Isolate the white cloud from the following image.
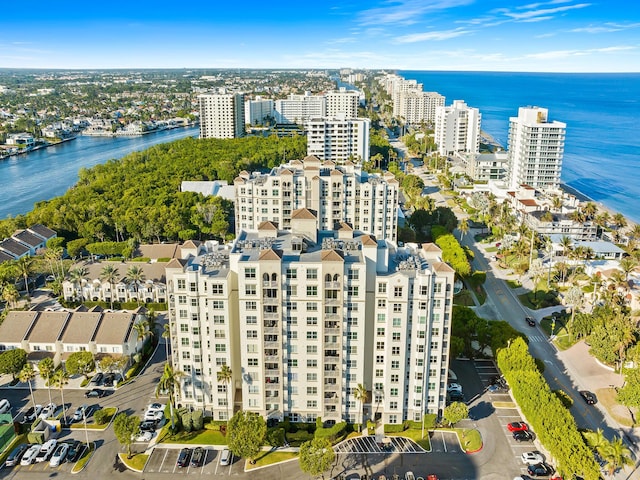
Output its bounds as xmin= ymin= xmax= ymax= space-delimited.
xmin=395 ymin=28 xmax=472 ymax=43
xmin=357 ymin=0 xmax=474 ymax=26
xmin=501 ymin=2 xmax=591 ymax=21
xmin=525 ymin=45 xmax=636 ymax=59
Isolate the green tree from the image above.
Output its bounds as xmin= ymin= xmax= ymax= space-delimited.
xmin=217 ymin=365 xmax=233 ymax=424
xmin=65 ymin=351 xmax=95 ymax=380
xmin=156 ymin=363 xmax=185 ymax=431
xmin=14 ymin=256 xmax=33 ymax=297
xmin=1 ymin=283 xmax=19 ymax=308
xmin=601 ymin=436 xmax=633 ymax=477
xmin=113 ymin=412 xmax=140 ymax=458
xmin=617 ymin=368 xmax=640 ymax=408
xmin=66 ymin=238 xmax=88 ymax=259
xmin=52 ymin=369 xmax=70 ymax=423
xmin=443 ymin=401 xmax=469 ymax=426
xmin=19 ymin=363 xmax=37 ymax=410
xmin=68 ymin=267 xmax=88 ymax=302
xmin=353 ymin=383 xmax=368 ymax=430
xmin=299 ymin=437 xmax=335 ymax=478
xmin=38 ymin=357 xmax=55 ymax=405
xmin=133 ymin=320 xmax=150 ymax=347
xmin=0 ymin=348 xmax=27 ymax=380
xmin=100 ymin=264 xmax=120 ymax=309
xmin=127 ymin=265 xmax=146 ymax=304
xmin=227 ymin=411 xmax=267 ymax=463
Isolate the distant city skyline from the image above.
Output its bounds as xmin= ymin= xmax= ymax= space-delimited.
xmin=1 ymin=0 xmax=639 ymax=72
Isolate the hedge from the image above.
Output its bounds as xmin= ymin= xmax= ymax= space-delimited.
xmin=314 ymin=421 xmax=347 ymax=443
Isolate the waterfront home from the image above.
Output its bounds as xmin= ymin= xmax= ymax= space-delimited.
xmin=5 ymin=133 xmax=35 ymax=148
xmin=0 ymin=238 xmax=30 ymax=260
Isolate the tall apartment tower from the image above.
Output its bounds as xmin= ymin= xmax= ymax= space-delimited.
xmin=396 ymin=91 xmax=445 ymax=125
xmin=244 ymin=96 xmax=274 ymax=126
xmin=305 ymin=117 xmax=370 ymax=163
xmin=234 ymin=155 xmax=399 ymax=241
xmin=506 ymin=107 xmax=566 ymax=190
xmin=275 ymin=93 xmax=326 ymax=124
xmin=199 ymin=91 xmax=245 ymax=139
xmin=325 ymin=87 xmax=360 ymax=119
xmin=165 ymin=224 xmax=455 ymax=424
xmin=434 ymin=100 xmax=482 ymax=156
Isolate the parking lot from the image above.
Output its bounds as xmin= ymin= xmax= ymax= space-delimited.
xmin=334 ymin=435 xmax=425 ymax=455
xmin=144 ymin=447 xmax=241 ymax=475
xmin=429 ymin=431 xmax=462 ymax=454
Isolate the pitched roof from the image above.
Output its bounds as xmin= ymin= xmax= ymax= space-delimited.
xmin=422 ymin=243 xmax=442 ymax=253
xmin=94 ymin=312 xmax=135 ymax=345
xmin=27 ymin=224 xmax=56 ymax=240
xmin=432 ymin=261 xmax=455 ymax=273
xmin=321 ymin=250 xmax=344 ymax=262
xmin=338 ymin=222 xmax=353 ymax=231
xmin=165 ymin=258 xmax=187 ymax=269
xmin=0 ymin=311 xmax=39 ymax=343
xmin=60 ymin=312 xmax=102 ymax=344
xmin=0 ymin=251 xmax=14 ymax=263
xmin=27 ymin=311 xmax=69 ymax=343
xmin=330 ymin=169 xmax=342 ymax=176
xmin=182 ymin=240 xmax=201 ymax=249
xmin=291 ymin=208 xmax=317 ymax=220
xmin=0 ymin=238 xmax=30 ymax=256
xmin=258 ymin=221 xmax=278 ymax=231
xmin=361 ymin=235 xmax=378 ymax=246
xmin=259 ymin=249 xmax=282 ymax=261
xmin=135 ymin=243 xmax=180 ymax=260
xmin=280 ymin=168 xmax=294 ymax=176
xmin=13 ymin=230 xmax=45 ymax=248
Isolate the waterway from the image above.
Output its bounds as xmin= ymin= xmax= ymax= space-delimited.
xmin=0 ymin=126 xmax=199 ymax=219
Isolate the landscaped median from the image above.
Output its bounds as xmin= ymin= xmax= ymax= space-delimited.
xmin=69 ymin=407 xmax=118 ymax=431
xmin=244 ymin=449 xmax=298 ymax=471
xmin=71 ymin=442 xmax=96 ymax=474
xmin=118 ymin=452 xmax=150 ymax=472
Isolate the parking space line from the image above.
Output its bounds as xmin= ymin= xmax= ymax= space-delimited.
xmin=158 ymin=448 xmax=169 ymax=472
xmin=441 ymin=432 xmax=447 ymax=452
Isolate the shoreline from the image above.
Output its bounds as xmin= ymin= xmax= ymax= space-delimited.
xmin=560 ymin=183 xmax=638 ymax=230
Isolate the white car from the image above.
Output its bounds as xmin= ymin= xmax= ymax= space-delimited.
xmin=521 ymin=451 xmax=544 ymax=465
xmin=144 ymin=410 xmax=164 ymax=422
xmin=133 ymin=430 xmax=154 ymax=442
xmin=35 ymin=438 xmax=57 ymax=462
xmin=40 ymin=402 xmax=57 ymax=419
xmin=0 ymin=398 xmax=11 ymax=414
xmin=146 ymin=403 xmax=165 ymax=412
xmin=49 ymin=443 xmax=69 ymax=467
xmin=20 ymin=444 xmax=41 ymax=465
xmin=447 ymin=383 xmax=463 ymax=393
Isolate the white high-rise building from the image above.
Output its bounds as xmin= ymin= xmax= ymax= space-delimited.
xmin=275 ymin=93 xmax=326 ymax=124
xmin=325 ymin=87 xmax=360 ymax=119
xmin=165 ymin=223 xmax=455 ymax=424
xmin=434 ymin=100 xmax=482 ymax=156
xmin=507 ymin=107 xmax=566 ymax=190
xmin=199 ymin=91 xmax=245 ymax=139
xmin=244 ymin=96 xmax=274 ymax=126
xmin=306 ymin=117 xmax=370 ymax=163
xmin=234 ymin=155 xmax=399 ymax=241
xmin=395 ymin=91 xmax=445 ymax=125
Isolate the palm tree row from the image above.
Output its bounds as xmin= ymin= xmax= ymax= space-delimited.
xmin=67 ymin=264 xmax=147 ymax=305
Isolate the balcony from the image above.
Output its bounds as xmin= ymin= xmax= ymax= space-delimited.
xmin=264 ymin=341 xmax=280 ymax=349
xmin=262 ymin=297 xmax=279 ymax=305
xmin=324 ymin=355 xmax=340 ymax=363
xmin=323 ymin=368 xmax=340 ymax=377
xmin=264 ymin=354 xmax=279 ymax=362
xmin=263 ymin=312 xmax=279 ymax=320
xmin=263 ymin=281 xmax=278 ymax=287
xmin=324 ymin=396 xmax=339 ymax=405
xmin=324 ymin=341 xmax=340 ymax=348
xmin=265 ymin=377 xmax=279 ymax=385
xmin=324 ymin=313 xmax=340 ymax=320
xmin=324 ymin=282 xmax=341 ymax=289
xmin=324 ymin=382 xmax=340 ymax=392
xmin=264 ymin=369 xmax=280 ymax=376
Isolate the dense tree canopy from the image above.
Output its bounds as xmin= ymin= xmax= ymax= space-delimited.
xmin=0 ymin=135 xmax=307 ymax=243
xmin=0 ymin=348 xmax=27 ymax=379
xmin=227 ymin=410 xmax=267 ymax=461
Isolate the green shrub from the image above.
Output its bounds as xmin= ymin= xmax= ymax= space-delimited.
xmin=192 ymin=410 xmax=204 ymax=430
xmin=384 ymin=423 xmax=405 ymax=433
xmin=553 ymin=390 xmax=574 ymax=409
xmin=314 ymin=422 xmax=347 ymax=442
xmin=94 ymin=409 xmax=110 ymax=425
xmin=130 ymin=257 xmax=150 ymax=262
xmin=266 ymin=427 xmax=286 ymax=447
xmin=157 ymin=257 xmax=172 ymax=263
xmin=204 ymin=419 xmax=227 ymax=430
xmin=181 ymin=412 xmax=193 ymax=433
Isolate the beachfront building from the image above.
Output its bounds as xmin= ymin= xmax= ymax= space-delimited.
xmin=506 ymin=107 xmax=566 ymax=191
xmin=305 ymin=117 xmax=370 ymax=163
xmin=434 ymin=100 xmax=482 ymax=157
xmin=275 ymin=93 xmax=326 ymax=124
xmin=325 ymin=87 xmax=360 ymax=119
xmin=395 ymin=91 xmax=445 ymax=125
xmin=234 ymin=155 xmax=398 ymax=241
xmin=165 ymin=222 xmax=455 ymax=424
xmin=244 ymin=96 xmax=275 ymax=126
xmin=461 ymin=151 xmax=508 ymax=182
xmin=198 ymin=91 xmax=245 ymax=139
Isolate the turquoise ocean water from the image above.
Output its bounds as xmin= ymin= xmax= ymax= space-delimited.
xmin=399 ymin=71 xmax=640 ymax=223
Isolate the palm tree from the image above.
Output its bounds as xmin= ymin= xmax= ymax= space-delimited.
xmin=126 ymin=265 xmax=146 ymax=305
xmin=458 ymin=219 xmax=470 ymax=239
xmin=15 ymin=256 xmax=33 ymax=297
xmin=551 ymin=195 xmax=563 ymax=213
xmin=44 ymin=247 xmax=64 ymax=281
xmin=583 ymin=202 xmax=597 ymax=220
xmin=619 ymin=257 xmax=638 ymax=282
xmin=156 ymin=363 xmax=185 ymax=431
xmin=146 ymin=309 xmax=158 ymax=338
xmin=353 ymin=383 xmax=368 ymax=431
xmin=162 ymin=323 xmax=171 ymax=361
xmin=100 ymin=264 xmax=120 ymax=309
xmin=613 ymin=213 xmax=627 ymax=232
xmin=601 ymin=436 xmax=633 ymax=477
xmin=19 ymin=363 xmax=37 ymax=411
xmin=217 ymin=365 xmax=233 ymax=425
xmin=52 ymin=369 xmax=70 ymax=424
xmin=38 ymin=357 xmax=54 ymax=405
xmin=133 ymin=320 xmax=150 ymax=348
xmin=2 ymin=283 xmax=19 ymax=309
xmin=584 ymin=428 xmax=608 ymax=454
xmin=559 ymin=235 xmax=572 ymax=262
xmin=68 ymin=267 xmax=88 ymax=302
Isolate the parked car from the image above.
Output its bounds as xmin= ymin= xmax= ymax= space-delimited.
xmin=49 ymin=443 xmax=69 ymax=467
xmin=5 ymin=443 xmax=30 ymax=467
xmin=65 ymin=440 xmax=85 ymax=462
xmin=447 ymin=383 xmax=462 ymax=394
xmin=89 ymin=372 xmax=103 ymax=386
xmin=176 ymin=448 xmax=192 ymax=467
xmin=580 ymin=390 xmax=597 ymax=404
xmin=23 ymin=404 xmax=43 ymax=422
xmin=190 ymin=447 xmax=205 ymax=467
xmin=146 ymin=403 xmax=165 ymax=412
xmin=39 ymin=402 xmax=57 ymax=419
xmin=102 ymin=373 xmax=115 ymax=387
xmin=35 ymin=439 xmax=57 ymax=463
xmin=85 ymin=388 xmax=105 ymax=398
xmin=139 ymin=420 xmax=158 ymax=432
xmin=72 ymin=404 xmax=95 ymax=422
xmin=0 ymin=398 xmax=11 ymax=414
xmin=521 ymin=452 xmax=544 ymax=465
xmin=525 ymin=316 xmax=536 ymax=327
xmin=513 ymin=430 xmax=535 ymax=442
xmin=133 ymin=430 xmax=154 ymax=442
xmin=220 ymin=448 xmax=231 ymax=466
xmin=507 ymin=422 xmax=529 ymax=432
xmin=527 ymin=463 xmax=554 ymax=477
xmin=20 ymin=444 xmax=41 ymax=465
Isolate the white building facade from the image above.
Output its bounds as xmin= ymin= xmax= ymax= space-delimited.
xmin=435 ymin=100 xmax=482 ymax=156
xmin=275 ymin=93 xmax=326 ymax=124
xmin=506 ymin=107 xmax=566 ymax=190
xmin=325 ymin=88 xmax=360 ymax=119
xmin=395 ymin=91 xmax=445 ymax=125
xmin=305 ymin=117 xmax=370 ymax=163
xmin=244 ymin=96 xmax=274 ymax=126
xmin=198 ymin=91 xmax=245 ymax=139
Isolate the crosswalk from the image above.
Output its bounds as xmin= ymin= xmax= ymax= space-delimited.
xmin=528 ymin=335 xmax=546 ymax=343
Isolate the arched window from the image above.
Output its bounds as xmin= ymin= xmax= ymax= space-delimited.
xmin=271 ymin=273 xmax=277 ymax=282
xmin=263 ymin=273 xmax=269 ymax=282
xmin=325 ymin=273 xmax=332 ymax=282
xmin=333 ymin=274 xmax=340 ymax=282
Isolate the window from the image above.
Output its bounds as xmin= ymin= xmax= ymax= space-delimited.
xmin=347 ymin=286 xmax=359 ymax=297
xmin=189 ymin=282 xmax=197 ymax=292
xmin=392 ymin=318 xmax=401 ymax=327
xmin=306 ymin=302 xmax=318 ymax=311
xmin=420 ymin=285 xmax=428 ymax=295
xmin=213 ymin=315 xmax=226 ymax=324
xmin=306 ymin=331 xmax=317 ymax=339
xmin=347 ymin=332 xmax=358 ymax=340
xmin=390 ymin=388 xmax=399 ymax=397
xmin=307 ymin=387 xmax=317 ymax=395
xmin=307 ymin=345 xmax=317 ymax=354
xmin=286 ymin=268 xmax=297 ymax=279
xmin=287 ymin=330 xmax=298 ymax=340
xmin=245 ymin=316 xmax=257 ymax=325
xmin=248 ymin=358 xmax=259 ymax=366
xmin=378 ymin=283 xmax=387 ymax=294
xmin=375 ymin=369 xmax=383 ymax=377
xmin=245 ymin=284 xmax=256 ymax=295
xmin=391 ymin=374 xmax=399 ymax=383
xmin=182 ymin=351 xmax=190 ymax=360
xmin=377 ymin=299 xmax=386 ymax=308
xmin=215 ymin=344 xmax=226 ymax=352
xmin=245 ymin=301 xmax=256 ymax=310
xmin=211 ymin=284 xmax=224 ymax=294
xmin=391 ymin=360 xmax=400 ymax=369
xmin=392 ymin=332 xmax=401 ymax=341
xmin=390 ymin=401 xmax=398 ymax=409
xmin=306 ymin=317 xmax=318 ymax=326
xmin=348 ymin=269 xmax=359 ymax=280
xmin=177 ymin=279 xmax=186 ymax=290
xmin=212 ymin=300 xmax=224 ymax=309
xmin=307 ymin=359 xmax=317 ymax=367
xmin=394 ymin=286 xmax=403 ymax=297
xmin=180 ymin=338 xmax=189 ymax=346
xmin=393 ymin=303 xmax=402 ymax=313
xmin=247 ymin=344 xmax=258 ymax=353
xmin=306 ymin=269 xmax=318 ymax=279
xmin=287 ymin=359 xmax=298 ymax=367
xmin=306 ymin=286 xmax=317 ymax=297
xmin=434 ymin=283 xmax=442 ymax=293
xmin=392 ymin=347 xmax=400 ymax=355
xmin=180 ymin=324 xmax=188 ymax=333
xmin=376 ymin=355 xmax=384 ymax=364
xmin=307 ymin=400 xmax=317 ymax=408
xmin=177 ymin=295 xmax=186 ymax=304
xmin=245 ymin=268 xmax=256 ymax=279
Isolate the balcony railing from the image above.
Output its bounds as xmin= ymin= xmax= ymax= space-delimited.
xmin=323 ymin=369 xmax=340 ymax=377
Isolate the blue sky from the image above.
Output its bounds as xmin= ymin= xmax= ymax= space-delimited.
xmin=1 ymin=0 xmax=639 ymax=72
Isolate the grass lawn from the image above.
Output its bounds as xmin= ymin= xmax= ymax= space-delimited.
xmin=246 ymin=450 xmax=298 ymax=470
xmin=70 ymin=407 xmax=118 ymax=430
xmin=505 ymin=279 xmax=521 ymax=289
xmin=387 ymin=429 xmax=430 ymax=450
xmin=484 ymin=246 xmax=498 ymax=253
xmin=161 ymin=429 xmax=227 ymax=445
xmin=540 ymin=315 xmax=578 ymax=351
xmin=453 ymin=289 xmax=475 ymax=306
xmin=492 ymin=401 xmax=516 ymax=409
xmin=284 ymin=429 xmax=314 ymax=447
xmin=71 ymin=442 xmax=95 ymax=473
xmin=119 ymin=453 xmax=149 ymax=472
xmin=595 ymin=387 xmax=636 ymax=427
xmin=455 ymin=428 xmax=482 ymax=452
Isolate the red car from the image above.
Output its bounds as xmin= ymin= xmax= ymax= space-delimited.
xmin=507 ymin=422 xmax=528 ymax=432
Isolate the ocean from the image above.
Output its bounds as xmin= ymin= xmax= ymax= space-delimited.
xmin=398 ymin=71 xmax=640 ymax=223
